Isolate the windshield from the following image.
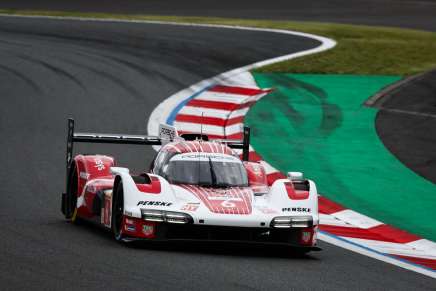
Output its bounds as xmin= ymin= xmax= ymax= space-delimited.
xmin=164 ymin=153 xmax=248 ymax=187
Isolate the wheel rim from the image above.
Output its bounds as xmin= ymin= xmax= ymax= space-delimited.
xmin=71 ymin=208 xmax=78 ymax=222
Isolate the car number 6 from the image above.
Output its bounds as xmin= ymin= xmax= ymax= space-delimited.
xmin=221 ymin=200 xmax=236 ymax=208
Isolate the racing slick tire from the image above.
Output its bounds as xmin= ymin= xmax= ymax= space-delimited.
xmin=64 ymin=162 xmax=80 ymax=224
xmin=111 ymin=179 xmax=124 ymax=241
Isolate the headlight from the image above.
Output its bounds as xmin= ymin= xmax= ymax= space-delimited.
xmin=270 ymin=216 xmax=313 ymax=228
xmin=141 ymin=209 xmax=165 ymax=222
xmin=141 ymin=209 xmax=193 ymax=224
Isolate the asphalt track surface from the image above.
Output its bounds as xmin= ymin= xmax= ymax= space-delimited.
xmin=376 ymin=71 xmax=436 ymax=184
xmin=2 ymin=0 xmax=436 ymax=32
xmin=1 ymin=15 xmax=435 ymax=290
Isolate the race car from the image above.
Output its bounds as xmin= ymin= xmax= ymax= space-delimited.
xmin=61 ymin=118 xmax=320 ymax=252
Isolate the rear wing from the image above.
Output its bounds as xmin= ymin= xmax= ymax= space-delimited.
xmin=65 ymin=118 xmax=162 ymax=172
xmin=65 ymin=118 xmax=251 ymax=174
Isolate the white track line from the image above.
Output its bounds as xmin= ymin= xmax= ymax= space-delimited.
xmin=319 ymin=232 xmax=436 ymax=279
xmin=4 ymin=13 xmax=434 ymax=277
xmin=379 ymin=107 xmax=436 ymax=119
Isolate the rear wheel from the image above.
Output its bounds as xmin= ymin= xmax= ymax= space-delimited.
xmin=64 ymin=162 xmax=79 ymax=223
xmin=111 ymin=181 xmax=124 ymax=241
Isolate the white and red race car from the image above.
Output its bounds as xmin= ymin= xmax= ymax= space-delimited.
xmin=61 ymin=119 xmax=320 ymax=252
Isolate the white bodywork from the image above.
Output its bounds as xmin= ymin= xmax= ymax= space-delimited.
xmin=111 ymin=161 xmax=319 ymax=229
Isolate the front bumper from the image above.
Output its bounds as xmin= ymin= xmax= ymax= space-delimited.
xmin=122 ymin=222 xmax=320 ymax=250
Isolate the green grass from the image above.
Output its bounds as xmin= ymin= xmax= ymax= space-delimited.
xmin=1 ymin=10 xmax=436 ymax=75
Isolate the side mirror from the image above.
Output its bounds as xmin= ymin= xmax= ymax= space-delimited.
xmin=244 ymin=161 xmax=269 ymax=195
xmin=287 ymin=171 xmax=303 ymax=181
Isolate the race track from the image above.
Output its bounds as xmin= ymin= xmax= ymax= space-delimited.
xmin=0 ymin=16 xmax=434 ymax=290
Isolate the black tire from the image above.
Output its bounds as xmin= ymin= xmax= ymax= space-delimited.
xmin=294 ymin=249 xmax=311 ymax=256
xmin=111 ymin=181 xmax=124 ymax=241
xmin=65 ymin=162 xmax=79 ymax=223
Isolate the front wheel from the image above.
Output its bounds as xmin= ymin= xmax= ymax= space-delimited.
xmin=111 ymin=181 xmax=124 ymax=241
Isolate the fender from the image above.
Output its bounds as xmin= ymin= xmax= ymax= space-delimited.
xmin=65 ymin=155 xmax=115 ymax=219
xmin=74 ymin=154 xmax=115 ymax=195
xmin=267 ymin=179 xmax=319 ymax=224
xmin=110 ymin=167 xmax=179 ymax=219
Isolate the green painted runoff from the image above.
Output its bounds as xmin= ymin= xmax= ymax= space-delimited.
xmin=246 ymin=73 xmax=436 ymax=241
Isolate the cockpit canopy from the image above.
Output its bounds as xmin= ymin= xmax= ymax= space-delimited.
xmin=161 ymin=153 xmax=248 ymax=187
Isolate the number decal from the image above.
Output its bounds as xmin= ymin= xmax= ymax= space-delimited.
xmin=221 ymin=200 xmax=236 ymax=208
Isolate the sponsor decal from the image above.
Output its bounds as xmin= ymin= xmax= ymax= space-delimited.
xmin=256 ymin=206 xmax=278 ymax=214
xmin=282 ymin=207 xmax=311 ymax=213
xmin=125 ymin=225 xmax=136 ymax=232
xmin=94 ymin=158 xmax=105 ymax=171
xmin=181 ymin=203 xmax=200 ymax=212
xmin=103 ymin=195 xmax=111 ymax=227
xmin=208 ymin=196 xmax=242 ymax=201
xmin=180 ymin=154 xmax=236 ymax=161
xmin=143 ymin=224 xmax=154 ymax=236
xmin=79 ymin=171 xmax=90 ymax=180
xmin=301 ymin=230 xmax=312 ymax=244
xmin=137 ymin=201 xmax=173 ymax=207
